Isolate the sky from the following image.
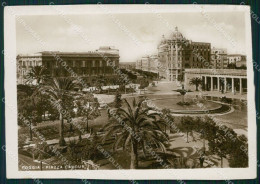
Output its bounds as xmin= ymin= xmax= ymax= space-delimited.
xmin=16 ymin=12 xmax=246 ymax=62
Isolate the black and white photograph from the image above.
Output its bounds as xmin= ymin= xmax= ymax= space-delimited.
xmin=4 ymin=4 xmax=256 ymax=180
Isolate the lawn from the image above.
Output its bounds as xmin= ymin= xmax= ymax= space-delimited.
xmin=18 ymin=109 xmax=110 ymax=142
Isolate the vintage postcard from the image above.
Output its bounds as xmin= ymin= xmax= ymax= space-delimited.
xmin=4 ymin=4 xmax=257 ymax=180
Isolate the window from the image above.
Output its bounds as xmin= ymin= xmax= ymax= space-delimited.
xmin=100 ymin=60 xmax=102 ymax=67
xmin=73 ymin=61 xmax=76 ymax=67
xmin=92 ymin=60 xmax=95 ymax=67
xmin=82 ymin=61 xmax=86 ymax=67
xmin=107 ymin=60 xmax=111 ymax=66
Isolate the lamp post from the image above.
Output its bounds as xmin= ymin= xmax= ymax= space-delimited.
xmin=179 ymin=84 xmax=187 ymax=103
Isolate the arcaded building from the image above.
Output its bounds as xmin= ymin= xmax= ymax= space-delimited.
xmin=17 ymin=46 xmax=120 ymax=85
xmin=184 ymin=69 xmax=247 ymax=94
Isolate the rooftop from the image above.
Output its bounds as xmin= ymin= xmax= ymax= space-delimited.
xmin=17 ymin=47 xmax=120 ymax=58
xmin=227 ymin=54 xmax=246 ymax=57
xmin=185 ymin=69 xmax=247 ymax=76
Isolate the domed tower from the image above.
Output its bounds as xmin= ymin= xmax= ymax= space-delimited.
xmin=171 ymin=26 xmax=184 ymax=41
xmin=168 ymin=26 xmax=185 ymax=81
xmin=160 ymin=34 xmax=167 ymax=44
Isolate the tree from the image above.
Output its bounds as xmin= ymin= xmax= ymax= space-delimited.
xmin=189 ymin=77 xmax=202 ymax=91
xmin=96 ymin=76 xmax=105 ymax=93
xmin=227 ymin=63 xmax=237 ymax=69
xmin=17 ymin=84 xmax=34 ymax=96
xmin=161 ymin=108 xmax=174 ymax=133
xmin=114 ymin=91 xmax=122 ymax=108
xmin=139 ymin=79 xmax=149 ymax=94
xmin=117 ymin=75 xmax=130 ymax=94
xmin=63 ymin=95 xmax=76 ymax=132
xmin=151 ymin=82 xmax=156 ymax=87
xmin=33 ymin=141 xmax=52 ymax=160
xmin=229 ymin=135 xmax=248 ymax=167
xmin=177 ymin=116 xmax=195 ymax=143
xmin=76 ymin=94 xmax=100 ymax=132
xmin=33 ymin=93 xmax=54 ymax=121
xmin=40 ymin=78 xmax=75 ymax=146
xmin=103 ymin=98 xmax=168 ymax=169
xmin=18 ymin=94 xmax=39 ymax=141
xmin=25 ymin=66 xmax=49 ymax=85
xmin=238 ymin=64 xmax=247 ymax=70
xmin=194 ymin=117 xmax=211 ymax=152
xmin=207 ymin=124 xmax=237 ymax=168
xmin=25 ymin=66 xmax=50 ymax=121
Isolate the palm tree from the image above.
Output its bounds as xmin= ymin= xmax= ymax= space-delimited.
xmin=189 ymin=77 xmax=202 ymax=91
xmin=26 ymin=66 xmax=50 ymax=121
xmin=103 ymin=98 xmax=169 ymax=169
xmin=26 ymin=66 xmax=49 ymax=85
xmin=161 ymin=108 xmax=174 ymax=133
xmin=40 ymin=78 xmax=75 ymax=146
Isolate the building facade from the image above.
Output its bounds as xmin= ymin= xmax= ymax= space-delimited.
xmin=136 ymin=59 xmax=142 ymax=70
xmin=136 ymin=55 xmax=159 ymax=73
xmin=16 ymin=53 xmax=43 ymax=84
xmin=210 ymin=48 xmax=228 ymax=69
xmin=184 ymin=69 xmax=247 ymax=94
xmin=227 ymin=54 xmax=247 ymax=67
xmin=157 ymin=27 xmax=211 ymax=81
xmin=17 ymin=47 xmax=120 ymax=85
xmin=136 ymin=27 xmax=247 ymax=82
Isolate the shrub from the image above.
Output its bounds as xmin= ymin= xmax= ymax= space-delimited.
xmin=177 ymin=101 xmax=191 ymax=106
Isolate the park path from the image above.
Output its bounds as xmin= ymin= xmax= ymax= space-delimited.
xmin=24 ymin=133 xmax=91 ymax=148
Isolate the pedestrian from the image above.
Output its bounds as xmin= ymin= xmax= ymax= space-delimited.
xmin=199 ymin=153 xmax=205 ymax=168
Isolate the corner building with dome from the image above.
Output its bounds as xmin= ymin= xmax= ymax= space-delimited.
xmin=157 ymin=27 xmax=211 ymax=81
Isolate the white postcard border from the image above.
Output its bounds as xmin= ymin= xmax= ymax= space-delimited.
xmin=4 ymin=4 xmax=257 ymax=180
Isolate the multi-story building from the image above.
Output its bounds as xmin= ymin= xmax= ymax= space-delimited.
xmin=140 ymin=56 xmax=149 ymax=72
xmin=227 ymin=54 xmax=247 ymax=67
xmin=210 ymin=48 xmax=228 ymax=69
xmin=135 ymin=55 xmax=159 ymax=74
xmin=17 ymin=47 xmax=120 ymax=85
xmin=157 ymin=27 xmax=211 ymax=81
xmin=16 ymin=53 xmax=43 ymax=84
xmin=148 ymin=55 xmax=159 ymax=73
xmin=136 ymin=59 xmax=142 ymax=70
